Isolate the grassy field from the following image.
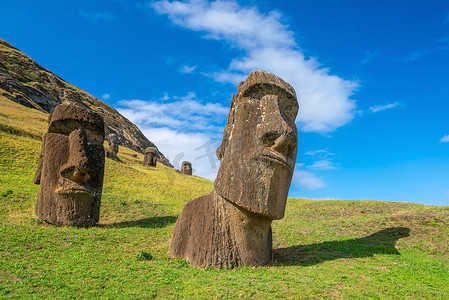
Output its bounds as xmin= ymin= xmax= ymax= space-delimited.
xmin=1 ymin=96 xmax=448 ymax=299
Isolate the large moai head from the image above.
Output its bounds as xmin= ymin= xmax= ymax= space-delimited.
xmin=181 ymin=161 xmax=192 ymax=175
xmin=143 ymin=147 xmax=158 ymax=167
xmin=108 ymin=133 xmax=119 ymax=153
xmin=214 ymin=70 xmax=299 ymax=220
xmin=34 ymin=104 xmax=105 ymax=226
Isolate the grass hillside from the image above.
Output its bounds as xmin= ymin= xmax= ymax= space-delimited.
xmin=1 ymin=96 xmax=448 ymax=299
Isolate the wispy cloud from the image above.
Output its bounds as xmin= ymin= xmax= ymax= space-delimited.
xmin=102 ymin=93 xmax=111 ymax=100
xmin=160 ymin=92 xmax=170 ymax=100
xmin=151 ymin=0 xmax=359 ymax=134
xmin=400 ymin=50 xmax=428 ymax=63
xmin=117 ymin=94 xmax=228 ymax=133
xmin=369 ymin=102 xmax=399 ymax=113
xmin=439 ymin=135 xmax=449 ymax=143
xmin=79 ymin=10 xmax=117 ymax=21
xmin=445 ymin=11 xmax=449 ymax=23
xmin=179 ymin=65 xmax=197 ymax=73
xmin=293 ymin=164 xmax=326 ymax=190
xmin=360 ymin=49 xmax=379 ymax=65
xmin=305 ymin=149 xmax=337 ymax=171
xmin=436 ymin=36 xmax=449 ymax=51
xmin=307 ymin=160 xmax=337 ymax=171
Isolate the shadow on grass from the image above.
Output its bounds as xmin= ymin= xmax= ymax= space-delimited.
xmin=275 ymin=227 xmax=410 ymax=266
xmin=104 ymin=216 xmax=178 ymax=229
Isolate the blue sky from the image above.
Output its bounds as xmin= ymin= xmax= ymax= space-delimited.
xmin=2 ymin=0 xmax=449 ymax=205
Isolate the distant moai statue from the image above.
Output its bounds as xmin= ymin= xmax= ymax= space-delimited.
xmin=181 ymin=161 xmax=192 ymax=175
xmin=34 ymin=104 xmax=106 ymax=226
xmin=108 ymin=133 xmax=119 ymax=153
xmin=170 ymin=71 xmax=299 ymax=268
xmin=106 ymin=133 xmax=121 ymax=162
xmin=143 ymin=147 xmax=158 ymax=167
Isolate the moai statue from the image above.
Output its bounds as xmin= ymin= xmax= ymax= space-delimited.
xmin=108 ymin=133 xmax=119 ymax=153
xmin=170 ymin=71 xmax=298 ymax=268
xmin=180 ymin=161 xmax=192 ymax=175
xmin=143 ymin=147 xmax=158 ymax=167
xmin=34 ymin=104 xmax=106 ymax=226
xmin=106 ymin=133 xmax=121 ymax=162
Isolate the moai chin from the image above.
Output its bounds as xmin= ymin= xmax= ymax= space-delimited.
xmin=34 ymin=104 xmax=106 ymax=226
xmin=180 ymin=161 xmax=192 ymax=175
xmin=170 ymin=70 xmax=299 ymax=268
xmin=143 ymin=147 xmax=158 ymax=167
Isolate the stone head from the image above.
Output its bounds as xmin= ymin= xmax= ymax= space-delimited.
xmin=214 ymin=71 xmax=298 ymax=220
xmin=181 ymin=161 xmax=192 ymax=175
xmin=108 ymin=133 xmax=119 ymax=153
xmin=34 ymin=104 xmax=105 ymax=226
xmin=143 ymin=147 xmax=158 ymax=167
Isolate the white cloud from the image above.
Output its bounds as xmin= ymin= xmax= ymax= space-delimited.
xmin=304 ymin=149 xmax=337 ymax=171
xmin=305 ymin=149 xmax=334 ymax=159
xmin=116 ymin=94 xmax=228 ymax=180
xmin=160 ymin=92 xmax=170 ymax=100
xmin=102 ymin=93 xmax=111 ymax=100
xmin=151 ymin=0 xmax=359 ymax=134
xmin=307 ymin=160 xmax=336 ymax=171
xmin=117 ymin=94 xmax=228 ymax=133
xmin=140 ymin=127 xmax=220 ymax=180
xmin=440 ymin=135 xmax=449 ymax=143
xmin=369 ymin=102 xmax=399 ymax=113
xmin=79 ymin=10 xmax=117 ymax=21
xmin=180 ymin=65 xmax=197 ymax=73
xmin=293 ymin=165 xmax=326 ymax=190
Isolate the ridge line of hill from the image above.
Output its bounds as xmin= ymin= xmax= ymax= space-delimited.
xmin=0 ymin=37 xmax=172 ymax=167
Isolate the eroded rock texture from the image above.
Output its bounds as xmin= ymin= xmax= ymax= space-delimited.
xmin=181 ymin=161 xmax=192 ymax=175
xmin=170 ymin=70 xmax=299 ymax=268
xmin=143 ymin=147 xmax=158 ymax=167
xmin=34 ymin=104 xmax=105 ymax=226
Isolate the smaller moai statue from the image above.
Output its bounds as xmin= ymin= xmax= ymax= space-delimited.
xmin=108 ymin=133 xmax=119 ymax=153
xmin=106 ymin=133 xmax=121 ymax=162
xmin=143 ymin=147 xmax=158 ymax=167
xmin=181 ymin=161 xmax=192 ymax=175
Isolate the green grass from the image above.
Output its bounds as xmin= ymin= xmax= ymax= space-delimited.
xmin=1 ymin=96 xmax=448 ymax=299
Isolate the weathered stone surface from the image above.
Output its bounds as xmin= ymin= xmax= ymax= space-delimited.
xmin=143 ymin=147 xmax=158 ymax=167
xmin=170 ymin=70 xmax=299 ymax=268
xmin=34 ymin=103 xmax=105 ymax=226
xmin=0 ymin=38 xmax=173 ymax=167
xmin=181 ymin=161 xmax=192 ymax=175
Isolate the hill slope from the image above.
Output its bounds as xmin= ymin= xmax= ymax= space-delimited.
xmin=1 ymin=99 xmax=448 ymax=299
xmin=0 ymin=38 xmax=171 ymax=166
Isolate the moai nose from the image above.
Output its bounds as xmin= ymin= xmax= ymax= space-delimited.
xmin=271 ymin=131 xmax=297 ymax=155
xmin=258 ymin=95 xmax=297 ymax=156
xmin=60 ymin=129 xmax=96 ymax=184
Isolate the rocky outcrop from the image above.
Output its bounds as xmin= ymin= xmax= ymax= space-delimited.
xmin=0 ymin=38 xmax=172 ymax=167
